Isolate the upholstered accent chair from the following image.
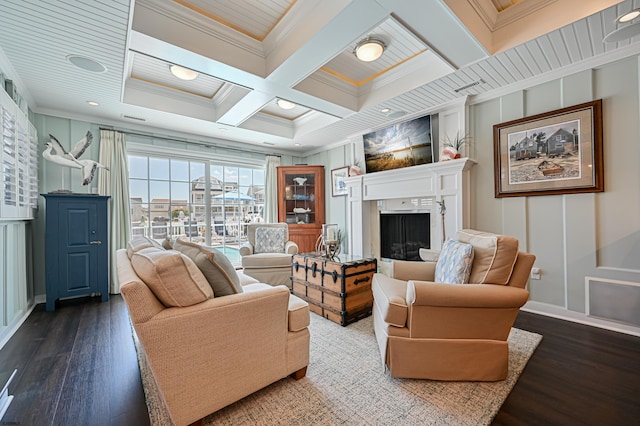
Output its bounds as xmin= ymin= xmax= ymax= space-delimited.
xmin=240 ymin=223 xmax=298 ymax=287
xmin=372 ymin=229 xmax=535 ymax=381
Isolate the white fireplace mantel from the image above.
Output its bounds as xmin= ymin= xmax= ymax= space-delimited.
xmin=344 ymin=158 xmax=476 ymax=257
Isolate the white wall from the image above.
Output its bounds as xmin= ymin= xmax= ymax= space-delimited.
xmin=309 ymin=55 xmax=640 ymax=335
xmin=304 ymin=145 xmax=353 ymax=252
xmin=467 ymin=56 xmax=640 ymax=334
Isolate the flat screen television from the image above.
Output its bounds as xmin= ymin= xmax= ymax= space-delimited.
xmin=363 ymin=115 xmax=435 ymax=174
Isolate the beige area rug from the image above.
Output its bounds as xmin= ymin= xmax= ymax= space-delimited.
xmin=134 ymin=314 xmax=542 ymax=426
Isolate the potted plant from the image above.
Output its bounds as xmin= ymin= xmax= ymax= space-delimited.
xmin=348 ymin=161 xmax=362 ymax=176
xmin=441 ymin=131 xmax=472 ymax=160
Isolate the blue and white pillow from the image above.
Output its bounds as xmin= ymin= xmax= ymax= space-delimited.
xmin=434 ymin=239 xmax=474 ymax=284
xmin=254 ymin=227 xmax=286 ymax=254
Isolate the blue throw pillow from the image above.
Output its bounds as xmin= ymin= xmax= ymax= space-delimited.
xmin=434 ymin=239 xmax=475 ymax=284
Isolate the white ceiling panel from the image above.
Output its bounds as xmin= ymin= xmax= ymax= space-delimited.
xmin=0 ymin=0 xmax=638 ymax=153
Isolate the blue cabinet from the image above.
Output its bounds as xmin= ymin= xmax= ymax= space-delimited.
xmin=43 ymin=194 xmax=110 ymax=311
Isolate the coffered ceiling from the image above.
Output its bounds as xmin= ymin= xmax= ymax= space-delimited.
xmin=0 ymin=0 xmax=637 ymax=155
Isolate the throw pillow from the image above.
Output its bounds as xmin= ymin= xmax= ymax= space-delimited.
xmin=173 ymin=239 xmax=243 ymax=297
xmin=131 ymin=248 xmax=213 ymax=307
xmin=254 ymin=227 xmax=286 ymax=254
xmin=126 ymin=236 xmax=165 ymax=259
xmin=455 ymin=229 xmax=519 ymax=285
xmin=434 ymin=239 xmax=474 ymax=284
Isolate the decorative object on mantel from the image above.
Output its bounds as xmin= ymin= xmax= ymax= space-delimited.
xmin=493 ymin=99 xmax=604 ymax=198
xmin=436 ymin=199 xmax=446 ymax=243
xmin=293 ymin=177 xmax=307 ymax=186
xmin=43 ymin=131 xmax=109 ymax=189
xmin=348 ymin=161 xmax=362 ymax=176
xmin=441 ymin=131 xmax=472 ymax=161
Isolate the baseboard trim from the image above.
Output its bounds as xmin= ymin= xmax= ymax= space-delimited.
xmin=0 ymin=302 xmax=38 ymax=351
xmin=522 ymin=301 xmax=640 ymax=338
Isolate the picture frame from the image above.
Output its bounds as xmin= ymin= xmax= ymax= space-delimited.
xmin=493 ymin=99 xmax=604 ymax=198
xmin=331 ymin=167 xmax=349 ymax=197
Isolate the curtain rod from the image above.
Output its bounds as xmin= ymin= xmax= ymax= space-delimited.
xmin=98 ymin=127 xmax=282 ymax=157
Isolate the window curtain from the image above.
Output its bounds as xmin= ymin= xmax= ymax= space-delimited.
xmin=98 ymin=130 xmax=131 ymax=294
xmin=264 ymin=155 xmax=280 ymax=223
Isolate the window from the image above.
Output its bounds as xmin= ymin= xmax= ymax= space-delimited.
xmin=128 ymin=153 xmax=265 ymax=266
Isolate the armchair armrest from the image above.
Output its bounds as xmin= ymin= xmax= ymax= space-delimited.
xmin=285 ymin=240 xmax=298 ymax=254
xmin=392 ymin=260 xmax=436 ymax=281
xmin=404 ymin=281 xmax=530 ymax=340
xmin=407 ymin=281 xmax=530 ymax=308
xmin=239 ymin=242 xmax=254 ymax=256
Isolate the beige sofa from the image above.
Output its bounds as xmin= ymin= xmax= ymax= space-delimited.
xmin=372 ymin=229 xmax=535 ymax=381
xmin=117 ymin=241 xmax=310 ymax=426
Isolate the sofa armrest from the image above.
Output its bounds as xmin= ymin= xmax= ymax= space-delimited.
xmin=132 ymin=285 xmax=293 ymax=424
xmin=285 ymin=240 xmax=298 ymax=254
xmin=392 ymin=260 xmax=436 ymax=281
xmin=239 ymin=242 xmax=254 ymax=256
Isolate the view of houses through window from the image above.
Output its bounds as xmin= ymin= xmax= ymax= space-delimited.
xmin=128 ymin=154 xmax=265 ymax=265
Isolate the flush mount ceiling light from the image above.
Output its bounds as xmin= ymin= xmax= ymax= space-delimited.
xmin=277 ymin=99 xmax=296 ymax=110
xmin=86 ymin=101 xmax=100 ymax=106
xmin=618 ymin=8 xmax=640 ymax=23
xmin=380 ymin=108 xmax=390 ymax=113
xmin=353 ymin=37 xmax=386 ymax=62
xmin=66 ymin=55 xmax=107 ymax=73
xmin=169 ymin=65 xmax=199 ymax=81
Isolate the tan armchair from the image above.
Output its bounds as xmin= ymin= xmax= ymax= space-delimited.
xmin=240 ymin=223 xmax=298 ymax=287
xmin=372 ymin=229 xmax=535 ymax=381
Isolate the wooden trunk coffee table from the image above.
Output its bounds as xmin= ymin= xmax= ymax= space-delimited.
xmin=291 ymin=252 xmax=377 ymax=326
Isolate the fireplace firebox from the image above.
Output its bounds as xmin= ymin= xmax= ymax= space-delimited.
xmin=379 ymin=212 xmax=430 ymax=261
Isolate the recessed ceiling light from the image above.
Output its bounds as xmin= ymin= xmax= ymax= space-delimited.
xmin=87 ymin=101 xmax=100 ymax=106
xmin=218 ymin=128 xmax=227 ymax=132
xmin=66 ymin=55 xmax=107 ymax=73
xmin=618 ymin=9 xmax=640 ymax=23
xmin=353 ymin=37 xmax=386 ymax=62
xmin=380 ymin=108 xmax=390 ymax=113
xmin=387 ymin=110 xmax=407 ymax=119
xmin=170 ymin=65 xmax=199 ymax=81
xmin=294 ymin=143 xmax=301 ymax=147
xmin=277 ymin=99 xmax=296 ymax=110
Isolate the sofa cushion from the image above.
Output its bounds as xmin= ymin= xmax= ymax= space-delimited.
xmin=241 ymin=252 xmax=293 ymax=269
xmin=434 ymin=239 xmax=474 ymax=284
xmin=254 ymin=226 xmax=286 ymax=254
xmin=455 ymin=229 xmax=519 ymax=285
xmin=130 ymin=248 xmax=213 ymax=307
xmin=173 ymin=239 xmax=243 ymax=297
xmin=126 ymin=236 xmax=164 ymax=259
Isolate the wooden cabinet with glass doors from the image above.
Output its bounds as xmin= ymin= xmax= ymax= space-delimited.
xmin=277 ymin=165 xmax=325 ymax=253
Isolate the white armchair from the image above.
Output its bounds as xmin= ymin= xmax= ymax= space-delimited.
xmin=240 ymin=223 xmax=298 ymax=287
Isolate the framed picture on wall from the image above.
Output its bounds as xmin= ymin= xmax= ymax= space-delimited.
xmin=331 ymin=167 xmax=349 ymax=197
xmin=493 ymin=99 xmax=604 ymax=198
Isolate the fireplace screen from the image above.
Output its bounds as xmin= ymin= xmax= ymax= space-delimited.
xmin=380 ymin=213 xmax=430 ymax=261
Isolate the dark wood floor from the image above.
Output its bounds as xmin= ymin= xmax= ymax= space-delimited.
xmin=0 ymin=296 xmax=638 ymax=426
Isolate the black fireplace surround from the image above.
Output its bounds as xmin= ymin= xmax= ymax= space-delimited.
xmin=379 ymin=212 xmax=430 ymax=261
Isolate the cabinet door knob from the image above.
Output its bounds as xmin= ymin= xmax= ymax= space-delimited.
xmin=90 ymin=241 xmax=102 ymax=245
